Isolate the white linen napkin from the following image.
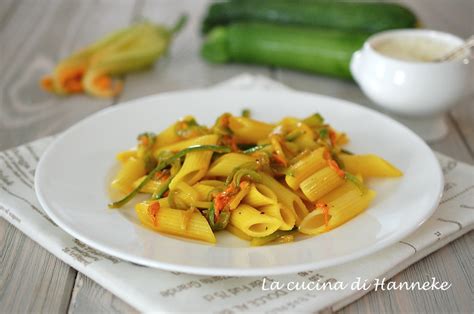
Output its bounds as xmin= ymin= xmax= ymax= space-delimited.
xmin=1 ymin=74 xmax=472 ymax=313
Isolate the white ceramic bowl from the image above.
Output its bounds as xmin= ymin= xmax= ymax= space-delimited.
xmin=351 ymin=29 xmax=472 ymax=118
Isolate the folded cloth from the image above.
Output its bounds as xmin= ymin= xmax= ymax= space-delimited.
xmin=0 ymin=74 xmax=472 ymax=313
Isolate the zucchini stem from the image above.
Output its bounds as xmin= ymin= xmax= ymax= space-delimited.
xmin=171 ymin=14 xmax=188 ymax=35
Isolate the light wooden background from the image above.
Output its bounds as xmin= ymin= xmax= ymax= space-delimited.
xmin=1 ymin=0 xmax=473 ymax=313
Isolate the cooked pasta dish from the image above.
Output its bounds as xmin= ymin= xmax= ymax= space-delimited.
xmin=109 ymin=111 xmax=402 ymax=245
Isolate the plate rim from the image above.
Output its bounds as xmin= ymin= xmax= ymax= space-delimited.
xmin=35 ymin=88 xmax=443 ymax=276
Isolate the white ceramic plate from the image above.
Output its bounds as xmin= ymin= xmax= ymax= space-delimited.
xmin=35 ymin=89 xmax=443 ymax=276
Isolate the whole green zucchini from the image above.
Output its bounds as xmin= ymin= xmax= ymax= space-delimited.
xmin=201 ymin=23 xmax=369 ymax=79
xmin=202 ymin=0 xmax=417 ymax=34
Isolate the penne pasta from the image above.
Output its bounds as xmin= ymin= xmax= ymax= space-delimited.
xmin=285 ymin=147 xmax=327 ymax=190
xmin=250 ymin=230 xmax=296 ymax=246
xmin=230 ymin=204 xmax=282 ymax=237
xmin=116 ymin=150 xmax=137 ymax=164
xmin=169 ymin=182 xmax=211 ymax=209
xmin=109 ymin=112 xmax=401 ymax=245
xmin=243 ymin=183 xmax=278 ymax=207
xmin=111 ymin=157 xmax=146 ymax=193
xmin=153 ymin=123 xmax=186 ymax=149
xmin=133 ymin=175 xmax=165 ymax=194
xmin=300 ymin=166 xmax=345 ymax=202
xmin=278 ymin=117 xmax=317 ymax=151
xmin=192 ymin=183 xmax=216 ymax=201
xmin=157 ymin=197 xmax=170 ymax=208
xmin=260 ymin=203 xmax=295 ymax=231
xmin=228 ymin=116 xmax=274 ymax=144
xmin=293 ymin=123 xmax=317 ymax=150
xmin=228 ymin=182 xmax=251 ymax=210
xmin=155 ymin=134 xmax=218 ymax=155
xmin=259 ymin=173 xmax=308 ymax=225
xmin=339 ymin=154 xmax=403 ymax=177
xmin=226 ymin=224 xmax=253 ymax=241
xmin=169 ymin=135 xmax=218 ymax=189
xmin=318 ymin=179 xmax=363 ymax=204
xmin=207 ymin=153 xmax=257 ymax=177
xmin=135 ymin=201 xmax=216 ymax=243
xmin=198 ymin=180 xmax=226 ymax=188
xmin=299 ymin=189 xmax=376 ymax=235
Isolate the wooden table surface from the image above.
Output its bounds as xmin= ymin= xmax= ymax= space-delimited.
xmin=1 ymin=0 xmax=473 ymax=313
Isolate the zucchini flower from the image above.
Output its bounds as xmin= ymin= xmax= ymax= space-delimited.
xmin=41 ymin=15 xmax=187 ymax=98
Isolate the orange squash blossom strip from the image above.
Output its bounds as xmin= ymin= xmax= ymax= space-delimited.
xmin=239 ymin=181 xmax=249 ymax=189
xmin=221 ymin=135 xmax=239 ymax=152
xmin=229 ymin=136 xmax=239 ymax=152
xmin=315 ymin=201 xmax=330 ymax=227
xmin=214 ymin=180 xmax=250 ymax=220
xmin=328 ymin=159 xmax=345 ymax=178
xmin=323 ymin=148 xmax=345 ymax=177
xmin=213 ymin=184 xmax=234 ymax=220
xmin=270 ymin=135 xmax=288 ymax=166
xmin=272 ymin=153 xmax=287 ymax=167
xmin=322 ymin=149 xmax=330 ymax=160
xmin=328 ymin=129 xmax=337 ymax=147
xmin=148 ymin=201 xmax=160 ymax=226
xmin=140 ymin=135 xmax=149 ymax=147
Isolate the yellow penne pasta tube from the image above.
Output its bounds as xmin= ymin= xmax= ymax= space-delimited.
xmin=300 ymin=166 xmax=345 ymax=202
xmin=170 ymin=181 xmax=199 ymax=206
xmin=294 ymin=133 xmax=317 ymax=152
xmin=259 ymin=173 xmax=309 ymax=225
xmin=285 ymin=147 xmax=327 ymax=190
xmin=250 ymin=230 xmax=296 ymax=246
xmin=180 ymin=207 xmax=197 ymax=231
xmin=290 ymin=122 xmax=318 ymax=151
xmin=318 ymin=179 xmax=364 ymax=204
xmin=155 ymin=134 xmax=218 ymax=155
xmin=278 ymin=117 xmax=299 ymax=126
xmin=110 ymin=157 xmax=146 ymax=193
xmin=132 ymin=175 xmax=165 ymax=194
xmin=335 ymin=132 xmax=349 ymax=145
xmin=260 ymin=203 xmax=295 ymax=231
xmin=169 ymin=182 xmax=212 ymax=209
xmin=207 ymin=153 xmax=257 ymax=177
xmin=299 ymin=189 xmax=376 ymax=235
xmin=174 ymin=181 xmax=199 ymax=200
xmin=192 ymin=181 xmax=226 ymax=202
xmin=294 ymin=188 xmax=311 ymax=202
xmin=170 ymin=151 xmax=214 ymax=188
xmin=284 ymin=142 xmax=300 ymax=156
xmin=339 ymin=154 xmax=403 ymax=177
xmin=230 ymin=204 xmax=281 ymax=237
xmin=228 ymin=116 xmax=274 ymax=144
xmin=157 ymin=197 xmax=170 ymax=208
xmin=199 ymin=179 xmax=226 ymax=187
xmin=243 ymin=183 xmax=278 ymax=207
xmin=226 ymin=224 xmax=252 ymax=241
xmin=154 ymin=116 xmax=204 ymax=150
xmin=169 ymin=135 xmax=218 ymax=189
xmin=278 ymin=117 xmax=317 ymax=150
xmin=153 ymin=124 xmax=183 ymax=149
xmin=192 ymin=201 xmax=213 ymax=209
xmin=116 ymin=150 xmax=137 ymax=164
xmin=192 ymin=183 xmax=216 ymax=201
xmin=228 ymin=183 xmax=251 ymax=210
xmin=135 ymin=202 xmax=216 ymax=243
